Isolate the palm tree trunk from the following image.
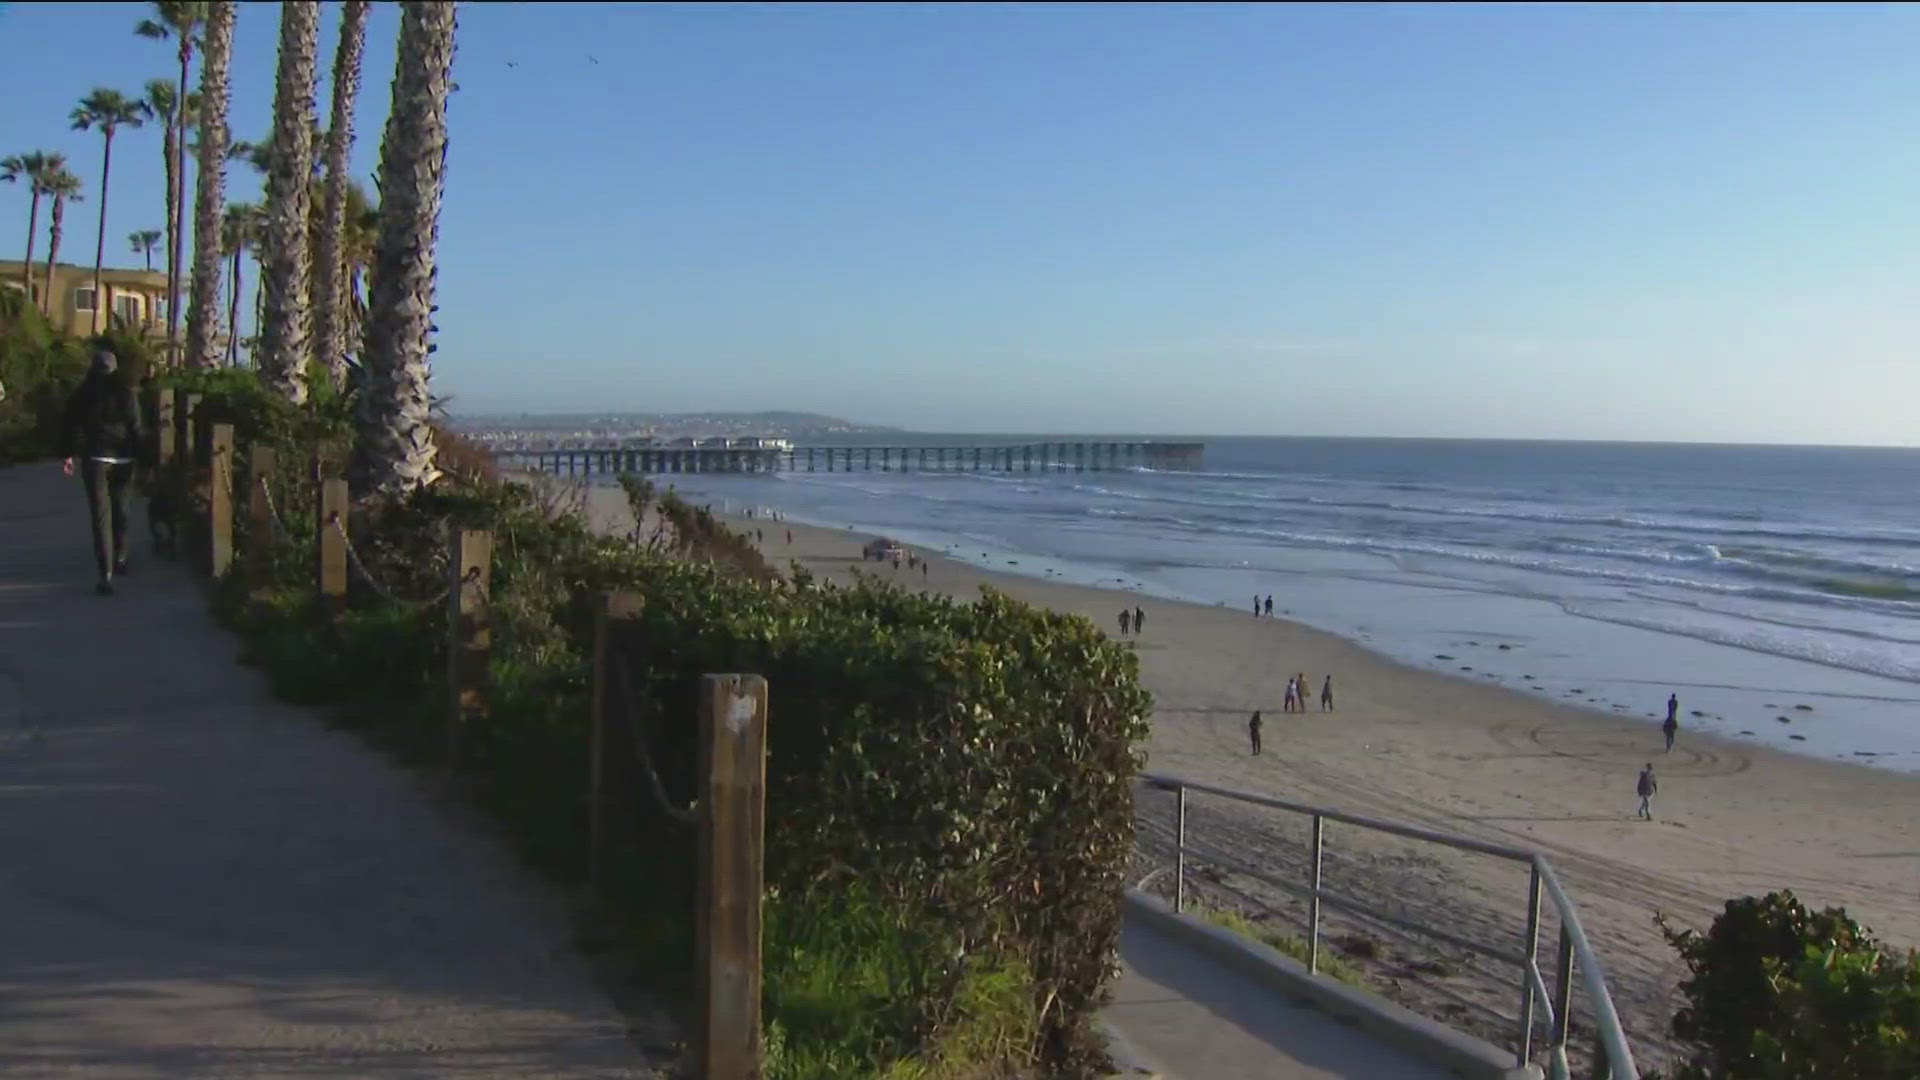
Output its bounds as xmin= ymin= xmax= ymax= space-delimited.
xmin=315 ymin=0 xmax=370 ymax=394
xmin=43 ymin=198 xmax=64 ymax=318
xmin=186 ymin=0 xmax=234 ymax=370
xmin=161 ymin=119 xmax=178 ymax=360
xmin=228 ymin=247 xmax=242 ymax=366
xmin=169 ymin=39 xmax=192 ymax=365
xmin=354 ymin=0 xmax=458 ymax=496
xmin=21 ymin=191 xmax=40 ymax=304
xmin=90 ymin=131 xmax=114 ymax=335
xmin=258 ymin=0 xmax=322 ymax=404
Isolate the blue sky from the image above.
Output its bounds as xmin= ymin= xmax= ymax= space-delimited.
xmin=2 ymin=3 xmax=1917 ymax=442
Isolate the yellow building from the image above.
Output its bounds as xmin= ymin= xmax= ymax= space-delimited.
xmin=0 ymin=260 xmax=171 ymax=338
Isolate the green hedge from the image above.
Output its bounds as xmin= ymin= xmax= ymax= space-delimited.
xmin=190 ymin=374 xmax=1150 ymax=1077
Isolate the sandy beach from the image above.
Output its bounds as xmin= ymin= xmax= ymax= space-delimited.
xmin=583 ymin=481 xmax=1920 ymax=1068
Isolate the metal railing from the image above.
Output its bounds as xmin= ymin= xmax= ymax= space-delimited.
xmin=1138 ymin=773 xmax=1638 ymax=1080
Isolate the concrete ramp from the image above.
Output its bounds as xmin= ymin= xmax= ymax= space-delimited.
xmin=1105 ymin=914 xmax=1456 ymax=1079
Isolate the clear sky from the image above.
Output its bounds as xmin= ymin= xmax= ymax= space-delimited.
xmin=2 ymin=3 xmax=1917 ymax=442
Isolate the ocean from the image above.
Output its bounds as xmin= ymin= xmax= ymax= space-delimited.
xmin=647 ymin=436 xmax=1920 ymax=771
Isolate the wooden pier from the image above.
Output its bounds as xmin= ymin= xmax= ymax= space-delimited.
xmin=493 ymin=441 xmax=1205 ymax=478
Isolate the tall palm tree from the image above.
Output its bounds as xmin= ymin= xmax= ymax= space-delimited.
xmin=2 ymin=151 xmax=60 ymax=303
xmin=71 ymin=88 xmax=148 ymax=333
xmin=221 ymin=201 xmax=260 ymax=366
xmin=40 ymin=169 xmax=84 ymax=319
xmin=356 ymin=0 xmax=459 ymax=496
xmin=130 ymin=228 xmax=163 ymax=271
xmin=316 ymin=0 xmax=371 ymax=393
xmin=257 ymin=1 xmax=322 ymax=404
xmin=136 ymin=2 xmax=208 ymax=363
xmin=140 ymin=79 xmax=199 ymax=358
xmin=185 ymin=0 xmax=234 ymax=370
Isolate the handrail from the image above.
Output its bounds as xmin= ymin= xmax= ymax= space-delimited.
xmin=1137 ymin=771 xmax=1638 ymax=1079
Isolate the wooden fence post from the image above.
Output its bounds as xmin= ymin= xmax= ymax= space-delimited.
xmin=206 ymin=423 xmax=234 ymax=577
xmin=247 ymin=445 xmax=276 ymax=590
xmin=318 ymin=477 xmax=349 ymax=607
xmin=447 ymin=528 xmax=492 ymax=768
xmin=152 ymin=387 xmax=175 ymax=469
xmin=695 ymin=673 xmax=768 ymax=1079
xmin=174 ymin=392 xmax=198 ymax=467
xmin=589 ymin=591 xmax=647 ymax=891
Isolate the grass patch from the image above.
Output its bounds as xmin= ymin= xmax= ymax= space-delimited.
xmin=1194 ymin=904 xmax=1368 ymax=987
xmin=762 ymin=885 xmax=1036 ymax=1080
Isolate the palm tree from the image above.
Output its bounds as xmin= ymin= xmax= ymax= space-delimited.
xmin=2 ymin=151 xmax=60 ymax=304
xmin=356 ymin=1 xmax=459 ymax=496
xmin=221 ymin=201 xmax=260 ymax=366
xmin=185 ymin=0 xmax=234 ymax=370
xmin=141 ymin=79 xmax=199 ymax=358
xmin=71 ymin=88 xmax=149 ymax=334
xmin=316 ymin=0 xmax=371 ymax=393
xmin=257 ymin=1 xmax=322 ymax=404
xmin=136 ymin=2 xmax=208 ymax=363
xmin=40 ymin=169 xmax=84 ymax=319
xmin=130 ymin=228 xmax=163 ymax=271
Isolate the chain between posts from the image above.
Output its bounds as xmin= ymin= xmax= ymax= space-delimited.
xmin=609 ymin=647 xmax=701 ymax=825
xmin=326 ymin=515 xmax=452 ymax=611
xmin=256 ymin=473 xmax=295 ymax=541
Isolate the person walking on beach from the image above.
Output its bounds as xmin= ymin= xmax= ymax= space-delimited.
xmin=1321 ymin=674 xmax=1334 ymax=711
xmin=1663 ymin=714 xmax=1678 ymax=753
xmin=786 ymin=529 xmax=792 ymax=544
xmin=1636 ymin=763 xmax=1659 ymax=820
xmin=1253 ymin=595 xmax=1262 ymax=617
xmin=1118 ymin=609 xmax=1131 ymax=636
xmin=1133 ymin=605 xmax=1144 ymax=634
xmin=1249 ymin=710 xmax=1263 ymax=755
xmin=1283 ymin=676 xmax=1298 ymax=714
xmin=1264 ymin=595 xmax=1273 ymax=617
xmin=60 ymin=349 xmax=144 ymax=596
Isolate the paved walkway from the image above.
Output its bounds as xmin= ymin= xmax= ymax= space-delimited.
xmin=0 ymin=462 xmax=652 ymax=1078
xmin=1104 ymin=916 xmax=1454 ymax=1079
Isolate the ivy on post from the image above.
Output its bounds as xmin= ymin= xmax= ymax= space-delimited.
xmin=695 ymin=673 xmax=768 ymax=1080
xmin=206 ymin=423 xmax=234 ymax=578
xmin=446 ymin=529 xmax=492 ymax=768
xmin=246 ymin=445 xmax=276 ymax=591
xmin=317 ymin=477 xmax=349 ymax=611
xmin=588 ymin=591 xmax=646 ymax=892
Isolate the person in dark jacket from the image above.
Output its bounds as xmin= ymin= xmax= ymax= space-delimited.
xmin=60 ymin=350 xmax=145 ymax=595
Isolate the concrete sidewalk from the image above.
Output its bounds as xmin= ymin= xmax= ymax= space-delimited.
xmin=0 ymin=461 xmax=654 ymax=1078
xmin=1103 ymin=915 xmax=1455 ymax=1079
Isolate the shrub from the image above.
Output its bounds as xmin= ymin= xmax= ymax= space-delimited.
xmin=1657 ymin=891 xmax=1920 ymax=1079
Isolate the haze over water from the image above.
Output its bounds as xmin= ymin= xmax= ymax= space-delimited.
xmin=658 ymin=436 xmax=1920 ymax=770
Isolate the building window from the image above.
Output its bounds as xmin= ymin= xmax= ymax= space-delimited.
xmin=113 ymin=294 xmax=142 ymax=324
xmin=72 ymin=287 xmax=96 ymax=312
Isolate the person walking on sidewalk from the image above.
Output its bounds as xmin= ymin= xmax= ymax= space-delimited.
xmin=59 ymin=349 xmax=144 ymax=596
xmin=1636 ymin=763 xmax=1659 ymax=820
xmin=1248 ymin=710 xmax=1263 ymax=755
